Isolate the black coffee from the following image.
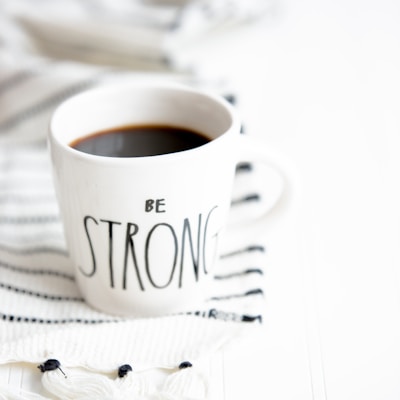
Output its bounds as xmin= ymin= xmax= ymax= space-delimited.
xmin=70 ymin=124 xmax=210 ymax=157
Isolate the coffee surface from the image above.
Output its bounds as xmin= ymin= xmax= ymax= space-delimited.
xmin=70 ymin=124 xmax=210 ymax=157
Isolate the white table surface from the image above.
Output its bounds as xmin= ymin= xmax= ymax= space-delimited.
xmin=2 ymin=0 xmax=400 ymax=398
xmin=204 ymin=0 xmax=400 ymax=398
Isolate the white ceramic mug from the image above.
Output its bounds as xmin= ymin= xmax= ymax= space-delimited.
xmin=49 ymin=83 xmax=286 ymax=317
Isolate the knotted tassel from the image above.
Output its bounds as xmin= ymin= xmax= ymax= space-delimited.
xmin=38 ymin=359 xmax=152 ymax=400
xmin=157 ymin=361 xmax=207 ymax=400
xmin=41 ymin=368 xmax=117 ymax=399
xmin=114 ymin=364 xmax=154 ymax=398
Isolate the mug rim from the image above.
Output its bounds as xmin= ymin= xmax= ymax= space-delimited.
xmin=48 ymin=82 xmax=241 ymax=164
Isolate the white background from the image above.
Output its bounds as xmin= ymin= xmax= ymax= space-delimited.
xmin=201 ymin=0 xmax=400 ymax=398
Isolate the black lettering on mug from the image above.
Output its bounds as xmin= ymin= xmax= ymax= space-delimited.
xmin=203 ymin=206 xmax=219 ymax=274
xmin=179 ymin=214 xmax=201 ymax=288
xmin=80 ymin=215 xmax=98 ymax=277
xmin=145 ymin=199 xmax=166 ymax=213
xmin=122 ymin=222 xmax=144 ymax=291
xmin=99 ymin=219 xmax=121 ymax=288
xmin=145 ymin=223 xmax=178 ymax=289
xmin=79 ymin=205 xmax=219 ymax=291
xmin=145 ymin=199 xmax=154 ymax=212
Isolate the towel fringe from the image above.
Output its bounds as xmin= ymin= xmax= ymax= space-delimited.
xmin=0 ymin=385 xmax=51 ymax=400
xmin=158 ymin=363 xmax=207 ymax=400
xmin=0 ymin=359 xmax=207 ymax=400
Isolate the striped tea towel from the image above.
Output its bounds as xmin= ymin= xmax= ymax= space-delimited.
xmin=0 ymin=63 xmax=281 ymax=399
xmin=0 ymin=0 xmax=276 ymax=72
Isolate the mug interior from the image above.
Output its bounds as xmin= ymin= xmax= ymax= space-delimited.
xmin=50 ymin=84 xmax=236 ymax=149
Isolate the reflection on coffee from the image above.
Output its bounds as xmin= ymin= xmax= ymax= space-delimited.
xmin=70 ymin=124 xmax=210 ymax=157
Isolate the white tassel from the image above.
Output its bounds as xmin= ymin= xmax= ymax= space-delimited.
xmin=38 ymin=360 xmax=154 ymax=400
xmin=114 ymin=365 xmax=155 ymax=399
xmin=157 ymin=362 xmax=207 ymax=400
xmin=1 ymin=361 xmax=207 ymax=400
xmin=0 ymin=385 xmax=51 ymax=400
xmin=41 ymin=368 xmax=119 ymax=400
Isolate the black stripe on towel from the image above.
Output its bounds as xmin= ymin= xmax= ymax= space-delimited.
xmin=0 ymin=259 xmax=74 ymax=280
xmin=214 ymin=268 xmax=264 ymax=280
xmin=186 ymin=308 xmax=263 ymax=323
xmin=220 ymin=245 xmax=266 ymax=259
xmin=0 ymin=313 xmax=120 ymax=324
xmin=236 ymin=162 xmax=253 ymax=172
xmin=0 ymin=215 xmax=59 ymax=224
xmin=0 ymin=243 xmax=68 ymax=256
xmin=0 ymin=194 xmax=56 ymax=204
xmin=231 ymin=193 xmax=260 ymax=206
xmin=1 ymin=310 xmax=262 ymax=324
xmin=0 ymin=78 xmax=99 ymax=131
xmin=0 ymin=71 xmax=36 ymax=94
xmin=0 ymin=282 xmax=83 ymax=302
xmin=208 ymin=288 xmax=264 ymax=301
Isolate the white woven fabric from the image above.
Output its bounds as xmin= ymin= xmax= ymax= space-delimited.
xmin=0 ymin=64 xmax=278 ymax=398
xmin=0 ymin=2 xmax=279 ymax=397
xmin=0 ymin=103 xmax=269 ymax=369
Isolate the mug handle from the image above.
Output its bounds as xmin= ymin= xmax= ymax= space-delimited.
xmin=228 ymin=134 xmax=298 ymax=232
